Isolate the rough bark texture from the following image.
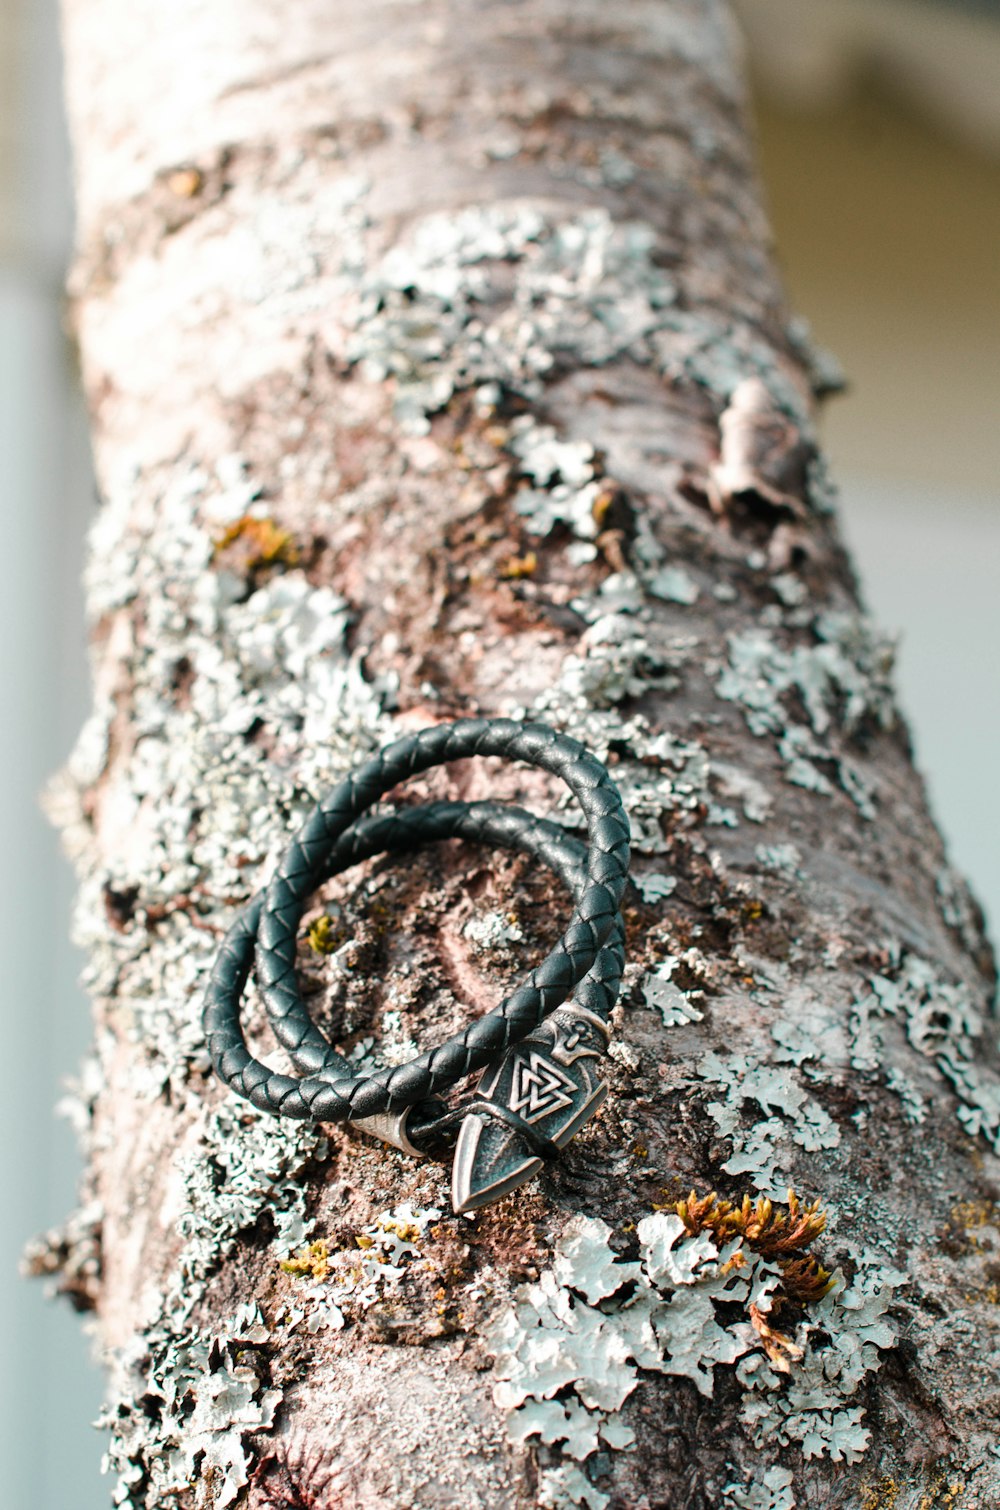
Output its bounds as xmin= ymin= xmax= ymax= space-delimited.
xmin=39 ymin=2 xmax=1000 ymax=1507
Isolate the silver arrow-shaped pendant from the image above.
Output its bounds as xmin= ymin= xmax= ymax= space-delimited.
xmin=451 ymin=1005 xmax=610 ymax=1214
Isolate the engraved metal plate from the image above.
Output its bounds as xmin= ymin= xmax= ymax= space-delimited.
xmin=451 ymin=1006 xmax=610 ymax=1214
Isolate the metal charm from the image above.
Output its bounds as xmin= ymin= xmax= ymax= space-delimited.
xmin=451 ymin=1005 xmax=610 ymax=1214
xmin=202 ymin=718 xmax=632 ymax=1213
xmin=349 ymin=1109 xmax=426 ymax=1159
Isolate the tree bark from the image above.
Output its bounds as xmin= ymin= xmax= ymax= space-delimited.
xmin=39 ymin=1 xmax=1000 ymax=1507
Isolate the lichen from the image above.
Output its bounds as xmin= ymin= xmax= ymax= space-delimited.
xmin=342 ymin=202 xmax=813 ymax=439
xmin=641 ymin=958 xmax=705 ymax=1027
xmin=487 ymin=1207 xmax=898 ymax=1506
xmin=737 ymin=1249 xmax=903 ymax=1465
xmin=935 ymin=866 xmax=988 ymax=960
xmin=41 ymin=453 xmax=404 ymax=1502
xmin=722 ymin=1464 xmax=796 ymax=1510
xmin=99 ymin=1310 xmax=282 ymax=1509
xmin=632 ymin=871 xmax=676 ymax=904
xmin=716 ymin=612 xmax=896 ymax=815
xmin=276 ymin=1203 xmax=443 ymax=1330
xmin=850 ymin=949 xmax=1000 ymax=1150
xmin=522 ymin=702 xmax=716 ymax=855
xmin=486 ymin=1213 xmax=765 ymax=1440
xmin=488 ymin=1218 xmax=762 ymax=1498
xmin=539 ymin=613 xmax=683 ymax=710
xmin=695 ymin=1053 xmax=841 ymax=1199
xmin=755 ymin=843 xmax=802 ymax=878
xmin=175 ymin=1103 xmax=327 ymax=1285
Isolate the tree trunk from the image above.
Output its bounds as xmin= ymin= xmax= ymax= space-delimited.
xmin=38 ymin=1 xmax=1000 ymax=1506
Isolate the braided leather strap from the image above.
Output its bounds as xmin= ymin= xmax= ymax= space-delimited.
xmin=203 ymin=719 xmax=630 ymax=1130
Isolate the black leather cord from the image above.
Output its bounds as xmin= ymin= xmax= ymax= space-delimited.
xmin=203 ymin=719 xmax=630 ymax=1134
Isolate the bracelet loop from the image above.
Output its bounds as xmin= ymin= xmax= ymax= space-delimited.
xmin=202 ymin=719 xmax=631 ymax=1210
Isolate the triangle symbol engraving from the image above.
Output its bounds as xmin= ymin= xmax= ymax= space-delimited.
xmin=509 ymin=1051 xmax=577 ymax=1124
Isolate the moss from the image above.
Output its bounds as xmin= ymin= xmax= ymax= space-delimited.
xmin=280 ymin=1240 xmax=331 ymax=1281
xmin=306 ymin=913 xmax=346 ymax=954
xmin=499 ymin=550 xmax=538 ymax=579
xmin=213 ymin=513 xmax=299 ymax=572
xmin=860 ymin=1477 xmax=900 ymax=1510
xmin=675 ymin=1188 xmax=833 ymax=1307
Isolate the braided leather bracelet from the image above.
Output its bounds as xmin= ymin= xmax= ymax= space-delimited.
xmin=203 ymin=718 xmax=631 ymax=1212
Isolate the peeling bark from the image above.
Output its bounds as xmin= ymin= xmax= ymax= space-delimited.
xmin=39 ymin=1 xmax=1000 ymax=1507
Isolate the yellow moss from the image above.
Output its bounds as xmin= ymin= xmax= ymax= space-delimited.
xmin=280 ymin=1239 xmax=330 ymax=1281
xmin=749 ymin=1301 xmax=804 ymax=1373
xmin=591 ymin=485 xmax=629 ymax=529
xmin=893 ymin=1468 xmax=971 ymax=1510
xmin=678 ymin=1187 xmax=827 ymax=1252
xmin=861 ymin=1475 xmax=900 ymax=1510
xmin=307 ymin=914 xmax=345 ymax=954
xmin=382 ymin=1217 xmax=422 ymax=1243
xmin=214 ymin=514 xmax=298 ymax=570
xmin=500 ymin=551 xmax=538 ymax=579
xmin=952 ymin=1200 xmax=992 ymax=1228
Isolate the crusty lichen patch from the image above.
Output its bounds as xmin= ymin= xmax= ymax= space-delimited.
xmin=722 ymin=1464 xmax=796 ymax=1510
xmin=342 ymin=202 xmax=815 ymax=441
xmin=40 ymin=456 xmax=400 ymax=1500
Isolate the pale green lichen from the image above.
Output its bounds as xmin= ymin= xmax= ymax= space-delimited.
xmin=738 ymin=1250 xmax=903 ymax=1465
xmin=343 ymin=202 xmax=813 ymax=438
xmin=488 ymin=1215 xmax=900 ymax=1507
xmin=509 ymin=418 xmax=602 ymax=550
xmin=45 ymin=455 xmax=400 ymax=1502
xmin=277 ymin=1203 xmax=443 ymax=1331
xmin=175 ymin=1104 xmax=327 ymax=1285
xmin=768 ymin=985 xmax=850 ymax=1076
xmin=632 ymin=871 xmax=676 ymax=904
xmin=755 ymin=843 xmax=802 ymax=878
xmin=538 ymin=1461 xmax=612 ymax=1510
xmin=850 ymin=949 xmax=1000 ymax=1149
xmin=646 ymin=565 xmax=700 ymax=606
xmin=641 ymin=958 xmax=705 ymax=1027
xmin=99 ymin=1309 xmax=282 ymax=1509
xmin=722 ymin=1464 xmax=796 ymax=1510
xmin=936 ymin=865 xmax=987 ymax=958
xmin=695 ymin=1052 xmax=841 ymax=1198
xmin=486 ymin=1212 xmax=779 ymax=1505
xmin=716 ymin=612 xmax=896 ymax=816
xmin=543 ymin=613 xmax=683 ymax=709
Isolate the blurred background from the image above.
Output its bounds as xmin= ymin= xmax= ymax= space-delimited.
xmin=1 ymin=0 xmax=997 ymax=1503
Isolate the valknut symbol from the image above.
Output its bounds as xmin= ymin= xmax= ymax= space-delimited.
xmin=509 ymin=1052 xmax=577 ymax=1123
xmin=450 ymin=1008 xmax=610 ymax=1214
